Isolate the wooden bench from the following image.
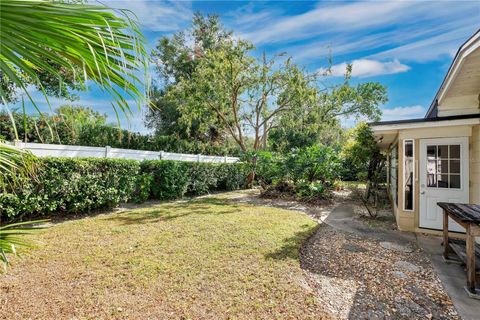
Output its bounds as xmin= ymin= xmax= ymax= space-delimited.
xmin=438 ymin=202 xmax=480 ymax=298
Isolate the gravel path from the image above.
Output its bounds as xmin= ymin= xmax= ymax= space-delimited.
xmin=228 ymin=190 xmax=460 ymax=319
xmin=301 ymin=224 xmax=458 ymax=319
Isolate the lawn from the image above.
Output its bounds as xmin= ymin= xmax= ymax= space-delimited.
xmin=0 ymin=193 xmax=330 ymax=319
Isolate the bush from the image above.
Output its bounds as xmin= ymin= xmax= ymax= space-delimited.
xmin=254 ymin=145 xmax=340 ymax=200
xmin=140 ymin=160 xmax=190 ymax=200
xmin=0 ymin=158 xmax=141 ymax=221
xmin=253 ymin=151 xmax=285 ymax=186
xmin=141 ymin=161 xmax=249 ymax=199
xmin=1 ymin=158 xmax=247 ymax=222
xmin=285 ymin=145 xmax=340 ymax=184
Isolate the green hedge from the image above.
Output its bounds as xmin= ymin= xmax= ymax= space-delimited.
xmin=0 ymin=158 xmax=248 ymax=222
xmin=140 ymin=160 xmax=249 ymax=200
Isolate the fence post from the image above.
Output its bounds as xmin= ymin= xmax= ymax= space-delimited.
xmin=224 ymin=155 xmax=227 ymax=163
xmin=105 ymin=145 xmax=111 ymax=158
xmin=159 ymin=150 xmax=164 ymax=160
xmin=197 ymin=154 xmax=201 ymax=162
xmin=14 ymin=139 xmax=22 ymax=148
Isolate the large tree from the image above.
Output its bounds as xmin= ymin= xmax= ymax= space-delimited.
xmin=146 ymin=13 xmax=232 ymax=143
xmin=167 ymin=40 xmax=318 ymax=152
xmin=166 ymin=39 xmax=387 ymax=154
xmin=269 ymin=66 xmax=387 ymax=151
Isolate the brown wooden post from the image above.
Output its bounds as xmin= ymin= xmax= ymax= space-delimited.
xmin=466 ymin=224 xmax=476 ymax=293
xmin=443 ymin=209 xmax=450 ymax=260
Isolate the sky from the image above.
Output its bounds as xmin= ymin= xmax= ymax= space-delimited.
xmin=10 ymin=0 xmax=480 ymax=133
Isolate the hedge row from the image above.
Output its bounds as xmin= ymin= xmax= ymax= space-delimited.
xmin=0 ymin=158 xmax=248 ymax=222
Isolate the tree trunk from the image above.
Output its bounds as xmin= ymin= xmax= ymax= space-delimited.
xmin=246 ymin=156 xmax=257 ymax=188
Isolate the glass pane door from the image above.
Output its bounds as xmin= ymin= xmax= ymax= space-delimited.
xmin=426 ymin=144 xmax=461 ymax=189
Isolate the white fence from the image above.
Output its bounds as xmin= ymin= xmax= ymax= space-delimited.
xmin=11 ymin=141 xmax=240 ymax=163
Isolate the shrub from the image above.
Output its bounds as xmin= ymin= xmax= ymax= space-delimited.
xmin=0 ymin=158 xmax=141 ymax=221
xmin=141 ymin=160 xmax=249 ymax=199
xmin=1 ymin=158 xmax=247 ymax=222
xmin=254 ymin=145 xmax=340 ymax=200
xmin=294 ymin=181 xmax=327 ymax=199
xmin=285 ymin=145 xmax=340 ymax=184
xmin=141 ymin=160 xmax=190 ymax=200
xmin=131 ymin=173 xmax=153 ymax=203
xmin=216 ymin=163 xmax=250 ymax=191
xmin=253 ymin=151 xmax=285 ymax=186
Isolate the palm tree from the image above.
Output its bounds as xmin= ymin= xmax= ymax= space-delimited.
xmin=0 ymin=0 xmax=148 ymax=266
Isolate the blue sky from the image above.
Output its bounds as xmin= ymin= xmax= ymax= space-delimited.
xmin=11 ymin=0 xmax=480 ymax=133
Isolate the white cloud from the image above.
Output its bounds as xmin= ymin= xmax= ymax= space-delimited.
xmin=381 ymin=105 xmax=426 ymax=121
xmin=104 ymin=0 xmax=192 ymax=32
xmin=320 ymin=59 xmax=410 ymax=78
xmin=370 ymin=26 xmax=476 ymax=62
xmin=240 ymin=1 xmax=408 ymax=44
xmin=235 ymin=1 xmax=478 ymax=63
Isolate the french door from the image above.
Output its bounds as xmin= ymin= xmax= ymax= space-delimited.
xmin=419 ymin=137 xmax=469 ymax=232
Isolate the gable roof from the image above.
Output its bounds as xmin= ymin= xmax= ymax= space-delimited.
xmin=425 ymin=29 xmax=480 ymax=118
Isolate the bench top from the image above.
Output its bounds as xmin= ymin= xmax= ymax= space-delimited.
xmin=438 ymin=202 xmax=480 ymax=223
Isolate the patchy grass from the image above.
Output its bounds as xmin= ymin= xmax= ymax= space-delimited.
xmin=0 ymin=194 xmax=329 ymax=319
xmin=337 ymin=181 xmax=366 ymax=189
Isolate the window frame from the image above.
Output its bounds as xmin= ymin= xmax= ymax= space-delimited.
xmin=425 ymin=143 xmax=462 ymax=190
xmin=403 ymin=139 xmax=415 ymax=212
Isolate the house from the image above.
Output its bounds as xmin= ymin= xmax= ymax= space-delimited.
xmin=370 ymin=30 xmax=480 ymax=234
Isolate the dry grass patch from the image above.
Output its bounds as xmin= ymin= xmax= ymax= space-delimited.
xmin=1 ymin=195 xmax=329 ymax=319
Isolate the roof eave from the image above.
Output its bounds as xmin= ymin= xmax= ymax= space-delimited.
xmin=424 ymin=29 xmax=480 ymax=119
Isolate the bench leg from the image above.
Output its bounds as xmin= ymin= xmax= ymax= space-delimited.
xmin=466 ymin=225 xmax=476 ymax=294
xmin=443 ymin=209 xmax=450 ymax=260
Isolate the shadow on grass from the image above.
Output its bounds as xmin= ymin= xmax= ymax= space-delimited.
xmin=264 ymin=223 xmax=320 ymax=260
xmin=109 ymin=197 xmax=242 ymax=225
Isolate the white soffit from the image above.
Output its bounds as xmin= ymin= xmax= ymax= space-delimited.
xmin=371 ymin=117 xmax=480 ymax=132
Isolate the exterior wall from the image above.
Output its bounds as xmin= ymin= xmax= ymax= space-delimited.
xmin=471 ymin=125 xmax=480 ymax=204
xmin=394 ymin=125 xmax=474 ymax=232
xmin=438 ymin=95 xmax=480 ymax=117
xmin=386 ymin=141 xmax=399 ymax=224
xmin=395 ymin=139 xmax=416 ymax=231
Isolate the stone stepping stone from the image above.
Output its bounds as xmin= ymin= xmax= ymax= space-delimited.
xmin=380 ymin=241 xmax=414 ymax=253
xmin=393 ymin=270 xmax=409 ymax=280
xmin=394 ymin=260 xmax=421 ymax=272
xmin=342 ymin=243 xmax=367 ymax=253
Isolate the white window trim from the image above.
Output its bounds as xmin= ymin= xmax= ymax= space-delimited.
xmin=403 ymin=139 xmax=415 ymax=212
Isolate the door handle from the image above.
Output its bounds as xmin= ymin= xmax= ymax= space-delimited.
xmin=421 ymin=191 xmax=425 ymax=195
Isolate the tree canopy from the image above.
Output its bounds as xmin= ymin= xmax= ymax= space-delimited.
xmin=147 ymin=13 xmax=232 ymax=143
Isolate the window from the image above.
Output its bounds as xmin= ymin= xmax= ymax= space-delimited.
xmin=389 ymin=143 xmax=398 ymax=206
xmin=403 ymin=140 xmax=414 ymax=211
xmin=426 ymin=144 xmax=461 ymax=189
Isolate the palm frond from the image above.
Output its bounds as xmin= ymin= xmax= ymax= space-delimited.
xmin=0 ymin=0 xmax=148 ymax=116
xmin=0 ymin=220 xmax=48 ymax=267
xmin=0 ymin=142 xmax=37 ymax=191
